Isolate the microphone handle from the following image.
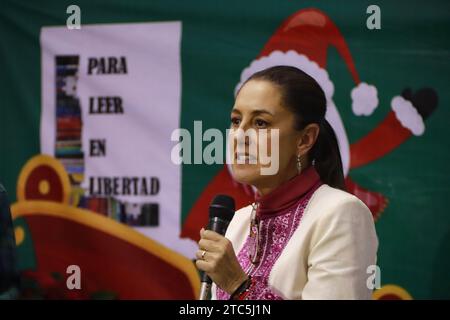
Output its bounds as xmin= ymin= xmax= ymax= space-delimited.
xmin=199 ymin=282 xmax=211 ymax=300
xmin=198 ymin=217 xmax=230 ymax=300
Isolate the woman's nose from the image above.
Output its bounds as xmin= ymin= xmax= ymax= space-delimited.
xmin=234 ymin=123 xmax=254 ymax=148
xmin=237 ymin=120 xmax=250 ymax=132
xmin=234 ymin=127 xmax=246 ymax=145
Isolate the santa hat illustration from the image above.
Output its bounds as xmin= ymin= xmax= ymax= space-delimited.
xmin=235 ymin=8 xmax=378 ymax=117
xmin=234 ymin=8 xmax=427 ymax=134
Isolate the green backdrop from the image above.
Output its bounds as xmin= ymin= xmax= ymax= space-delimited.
xmin=1 ymin=0 xmax=449 ymax=299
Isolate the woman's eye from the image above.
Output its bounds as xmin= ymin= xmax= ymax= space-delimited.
xmin=255 ymin=119 xmax=268 ymax=128
xmin=231 ymin=117 xmax=241 ymax=127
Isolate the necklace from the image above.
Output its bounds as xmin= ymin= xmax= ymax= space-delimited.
xmin=248 ymin=202 xmax=261 ymax=265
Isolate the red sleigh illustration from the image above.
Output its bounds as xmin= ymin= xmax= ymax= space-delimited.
xmin=12 ymin=155 xmax=200 ymax=299
xmin=181 ymin=8 xmax=438 ymax=243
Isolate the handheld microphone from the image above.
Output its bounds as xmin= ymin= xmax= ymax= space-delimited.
xmin=198 ymin=194 xmax=235 ymax=300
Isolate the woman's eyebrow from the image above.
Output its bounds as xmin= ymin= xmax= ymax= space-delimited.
xmin=251 ymin=109 xmax=274 ymax=117
xmin=231 ymin=108 xmax=274 ymax=116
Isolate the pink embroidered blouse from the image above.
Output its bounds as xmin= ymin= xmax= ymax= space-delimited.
xmin=216 ymin=166 xmax=322 ymax=300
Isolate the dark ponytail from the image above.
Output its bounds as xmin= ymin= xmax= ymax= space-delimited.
xmin=310 ymin=119 xmax=345 ymax=190
xmin=245 ymin=65 xmax=346 ymax=190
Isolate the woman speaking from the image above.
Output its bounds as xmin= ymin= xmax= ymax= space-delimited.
xmin=195 ymin=66 xmax=378 ymax=300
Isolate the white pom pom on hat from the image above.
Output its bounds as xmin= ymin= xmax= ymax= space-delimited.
xmin=351 ymin=83 xmax=379 ymax=116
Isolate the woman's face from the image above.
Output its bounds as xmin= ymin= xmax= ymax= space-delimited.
xmin=230 ymin=80 xmax=302 ymax=192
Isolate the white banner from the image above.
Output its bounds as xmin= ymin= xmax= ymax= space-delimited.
xmin=40 ymin=22 xmax=197 ymax=258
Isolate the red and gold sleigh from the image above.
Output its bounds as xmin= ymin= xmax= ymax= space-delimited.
xmin=11 ymin=155 xmax=199 ymax=299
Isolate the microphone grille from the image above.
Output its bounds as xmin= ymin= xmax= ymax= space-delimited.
xmin=209 ymin=194 xmax=235 ymax=222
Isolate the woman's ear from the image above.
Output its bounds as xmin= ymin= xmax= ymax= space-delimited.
xmin=296 ymin=123 xmax=320 ymax=157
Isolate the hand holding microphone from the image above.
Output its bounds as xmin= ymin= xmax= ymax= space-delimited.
xmin=196 ymin=195 xmax=248 ymax=300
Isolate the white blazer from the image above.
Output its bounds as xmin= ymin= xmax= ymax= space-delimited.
xmin=212 ymin=184 xmax=378 ymax=300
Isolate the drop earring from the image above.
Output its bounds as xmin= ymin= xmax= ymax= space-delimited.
xmin=296 ymin=155 xmax=302 ymax=175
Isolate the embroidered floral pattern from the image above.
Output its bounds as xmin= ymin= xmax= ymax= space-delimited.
xmin=216 ymin=191 xmax=315 ymax=300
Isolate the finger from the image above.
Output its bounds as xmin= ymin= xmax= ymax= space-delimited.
xmin=195 ymin=259 xmax=212 ymax=273
xmin=198 ymin=239 xmax=220 ymax=252
xmin=195 ymin=250 xmax=202 ymax=260
xmin=202 ymin=230 xmax=224 ymax=241
xmin=195 ymin=249 xmax=208 ymax=261
xmin=196 ymin=249 xmax=219 ymax=261
xmin=199 ymin=227 xmax=205 ymax=238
